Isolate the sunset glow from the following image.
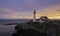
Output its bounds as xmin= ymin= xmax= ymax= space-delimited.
xmin=0 ymin=0 xmax=60 ymax=19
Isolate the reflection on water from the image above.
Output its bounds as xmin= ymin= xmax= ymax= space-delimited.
xmin=0 ymin=25 xmax=16 ymax=36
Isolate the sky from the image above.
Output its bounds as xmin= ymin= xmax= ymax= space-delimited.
xmin=0 ymin=0 xmax=60 ymax=19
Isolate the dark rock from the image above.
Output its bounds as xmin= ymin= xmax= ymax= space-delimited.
xmin=12 ymin=27 xmax=49 ymax=36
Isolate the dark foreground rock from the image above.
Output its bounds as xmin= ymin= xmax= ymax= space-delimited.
xmin=12 ymin=28 xmax=49 ymax=36
xmin=12 ymin=21 xmax=58 ymax=36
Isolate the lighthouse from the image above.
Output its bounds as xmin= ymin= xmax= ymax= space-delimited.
xmin=33 ymin=10 xmax=36 ymax=22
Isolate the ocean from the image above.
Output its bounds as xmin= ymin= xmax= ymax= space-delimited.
xmin=0 ymin=19 xmax=30 ymax=24
xmin=0 ymin=19 xmax=30 ymax=36
xmin=0 ymin=25 xmax=15 ymax=36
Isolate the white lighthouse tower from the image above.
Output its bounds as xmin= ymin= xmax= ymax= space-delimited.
xmin=33 ymin=10 xmax=36 ymax=22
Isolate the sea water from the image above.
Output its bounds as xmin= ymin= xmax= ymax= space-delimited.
xmin=0 ymin=19 xmax=30 ymax=24
xmin=0 ymin=25 xmax=16 ymax=36
xmin=0 ymin=19 xmax=30 ymax=36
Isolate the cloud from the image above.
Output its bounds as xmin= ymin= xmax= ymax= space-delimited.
xmin=0 ymin=3 xmax=60 ymax=19
xmin=0 ymin=7 xmax=33 ymax=19
xmin=36 ymin=3 xmax=60 ymax=19
xmin=0 ymin=0 xmax=60 ymax=19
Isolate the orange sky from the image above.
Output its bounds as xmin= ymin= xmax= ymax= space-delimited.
xmin=0 ymin=0 xmax=60 ymax=19
xmin=0 ymin=4 xmax=60 ymax=19
xmin=35 ymin=4 xmax=60 ymax=19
